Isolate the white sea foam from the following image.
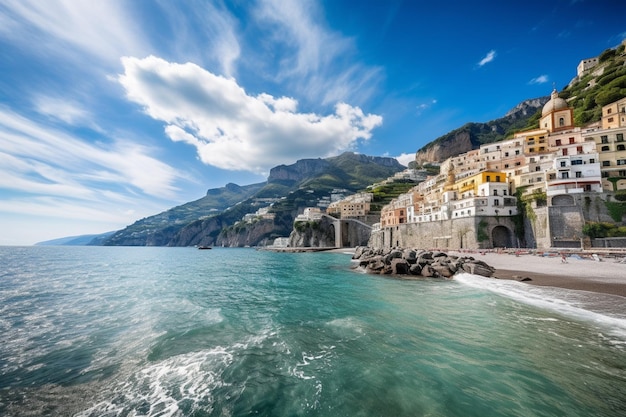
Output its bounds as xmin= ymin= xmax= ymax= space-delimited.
xmin=76 ymin=348 xmax=234 ymax=417
xmin=455 ymin=272 xmax=626 ymax=342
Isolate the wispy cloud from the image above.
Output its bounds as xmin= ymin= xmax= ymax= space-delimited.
xmin=0 ymin=107 xmax=183 ymax=202
xmin=477 ymin=50 xmax=496 ymax=67
xmin=416 ymin=99 xmax=438 ymax=116
xmin=251 ymin=0 xmax=383 ymax=106
xmin=119 ymin=56 xmax=383 ymax=175
xmin=33 ymin=95 xmax=94 ymax=127
xmin=529 ymin=74 xmax=549 ymax=85
xmin=0 ymin=0 xmax=148 ymax=63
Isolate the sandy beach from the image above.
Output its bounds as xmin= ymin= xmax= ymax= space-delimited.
xmin=449 ymin=251 xmax=626 ymax=297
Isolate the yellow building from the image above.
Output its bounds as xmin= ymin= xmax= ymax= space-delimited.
xmin=601 ymin=97 xmax=626 ymax=129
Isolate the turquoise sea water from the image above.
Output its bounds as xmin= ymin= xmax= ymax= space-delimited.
xmin=0 ymin=246 xmax=625 ymax=416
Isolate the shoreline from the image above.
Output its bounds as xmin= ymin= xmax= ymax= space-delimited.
xmin=265 ymin=246 xmax=626 ymax=298
xmin=449 ymin=251 xmax=626 ymax=298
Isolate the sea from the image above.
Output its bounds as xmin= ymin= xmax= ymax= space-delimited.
xmin=1 ymin=246 xmax=625 ymax=417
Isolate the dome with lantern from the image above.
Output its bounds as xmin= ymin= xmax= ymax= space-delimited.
xmin=541 ymin=89 xmax=568 ymax=116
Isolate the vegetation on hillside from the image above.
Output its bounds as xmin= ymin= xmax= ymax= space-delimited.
xmin=102 ymin=152 xmax=404 ymax=246
xmin=560 ymin=43 xmax=626 ymax=125
xmin=417 ymin=42 xmax=626 ymax=162
xmin=368 ymin=180 xmax=418 ymax=212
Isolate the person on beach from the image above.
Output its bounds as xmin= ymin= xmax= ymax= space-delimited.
xmin=561 ymin=253 xmax=567 ymax=263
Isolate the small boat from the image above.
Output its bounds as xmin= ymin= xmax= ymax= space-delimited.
xmin=197 ymin=246 xmax=212 ymax=250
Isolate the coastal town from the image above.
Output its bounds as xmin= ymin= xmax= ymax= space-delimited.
xmin=290 ymin=43 xmax=626 ymax=252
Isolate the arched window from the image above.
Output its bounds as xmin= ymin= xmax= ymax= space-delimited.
xmin=559 ymin=117 xmax=565 ymax=126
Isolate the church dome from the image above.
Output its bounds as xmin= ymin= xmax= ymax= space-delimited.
xmin=542 ymin=89 xmax=568 ymax=116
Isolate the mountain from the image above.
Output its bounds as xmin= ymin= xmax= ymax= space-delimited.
xmin=36 ymin=231 xmax=115 ymax=246
xmin=102 ymin=182 xmax=265 ymax=246
xmin=100 ymin=152 xmax=405 ymax=247
xmin=415 ymin=97 xmax=548 ymax=164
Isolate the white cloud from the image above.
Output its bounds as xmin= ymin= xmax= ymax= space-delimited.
xmin=151 ymin=1 xmax=240 ymax=77
xmin=252 ymin=0 xmax=383 ymax=106
xmin=0 ymin=107 xmax=183 ymax=200
xmin=416 ymin=99 xmax=438 ymax=116
xmin=33 ymin=95 xmax=93 ymax=126
xmin=529 ymin=74 xmax=549 ymax=85
xmin=478 ymin=50 xmax=496 ymax=67
xmin=0 ymin=0 xmax=148 ymax=62
xmin=395 ymin=153 xmax=415 ymax=167
xmin=118 ymin=56 xmax=383 ymax=175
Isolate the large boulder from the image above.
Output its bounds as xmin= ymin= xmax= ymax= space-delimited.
xmin=391 ymin=258 xmax=410 ymax=275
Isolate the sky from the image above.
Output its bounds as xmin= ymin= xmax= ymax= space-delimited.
xmin=1 ymin=0 xmax=625 ymax=245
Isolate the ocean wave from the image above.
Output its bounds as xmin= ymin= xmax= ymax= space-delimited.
xmin=454 ymin=272 xmax=626 ymax=343
xmin=75 ymin=348 xmax=234 ymax=417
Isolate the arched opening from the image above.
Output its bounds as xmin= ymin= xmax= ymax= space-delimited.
xmin=551 ymin=194 xmax=575 ymax=206
xmin=491 ymin=225 xmax=513 ymax=248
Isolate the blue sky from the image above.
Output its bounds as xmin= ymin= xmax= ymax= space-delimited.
xmin=1 ymin=0 xmax=624 ymax=245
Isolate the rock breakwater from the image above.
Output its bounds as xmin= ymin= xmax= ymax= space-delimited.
xmin=352 ymin=246 xmax=495 ymax=278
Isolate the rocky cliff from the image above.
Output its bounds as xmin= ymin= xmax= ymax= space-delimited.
xmin=268 ymin=159 xmax=332 ymax=183
xmin=288 ymin=217 xmax=337 ymax=248
xmin=415 ymin=97 xmax=548 ymax=164
xmin=101 ymin=152 xmax=404 ymax=247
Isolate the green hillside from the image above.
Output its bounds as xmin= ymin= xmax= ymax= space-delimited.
xmin=101 ymin=152 xmax=405 ymax=246
xmin=560 ymin=43 xmax=626 ymax=125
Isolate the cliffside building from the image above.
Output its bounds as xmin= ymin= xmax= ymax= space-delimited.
xmin=576 ymin=57 xmax=599 ymax=77
xmin=372 ymin=91 xmax=623 ymax=250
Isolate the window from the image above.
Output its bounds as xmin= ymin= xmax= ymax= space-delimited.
xmin=535 ymin=166 xmax=541 ymax=171
xmin=577 ymin=146 xmax=583 ymax=153
xmin=620 ymin=170 xmax=626 ymax=177
xmin=603 ymin=161 xmax=611 ymax=166
xmin=493 ymin=190 xmax=498 ymax=196
xmin=493 ymin=199 xmax=499 ymax=206
xmin=618 ymin=160 xmax=626 ymax=166
xmin=560 ymin=161 xmax=567 ymax=167
xmin=569 ymin=137 xmax=575 ymax=144
xmin=504 ymin=152 xmax=509 ymax=157
xmin=618 ymin=134 xmax=624 ymax=142
xmin=486 ymin=175 xmax=491 ymax=182
xmin=590 ymin=159 xmax=595 ymax=163
xmin=607 ymin=108 xmax=613 ymax=114
xmin=575 ymin=171 xmax=582 ymax=178
xmin=562 ymin=172 xmax=569 ymax=179
xmin=601 ymin=135 xmax=609 ymax=144
xmin=618 ymin=145 xmax=626 ymax=151
xmin=562 ymin=148 xmax=568 ymax=156
xmin=515 ymin=150 xmax=520 ymax=155
xmin=602 ymin=146 xmax=610 ymax=151
xmin=608 ymin=117 xmax=614 ymax=123
xmin=556 ymin=139 xmax=562 ymax=146
xmin=496 ymin=176 xmax=501 ymax=182
xmin=571 ymin=160 xmax=583 ymax=165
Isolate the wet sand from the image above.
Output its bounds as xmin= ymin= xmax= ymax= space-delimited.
xmin=450 ymin=251 xmax=626 ymax=298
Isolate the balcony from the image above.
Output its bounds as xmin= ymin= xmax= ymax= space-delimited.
xmin=547 ymin=185 xmax=585 ymax=196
